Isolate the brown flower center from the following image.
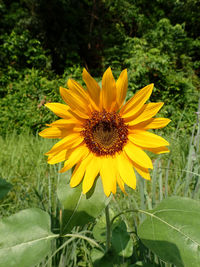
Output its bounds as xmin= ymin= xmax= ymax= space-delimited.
xmin=82 ymin=110 xmax=128 ymax=156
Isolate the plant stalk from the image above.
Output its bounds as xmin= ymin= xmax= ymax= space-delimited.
xmin=105 ymin=204 xmax=111 ymax=252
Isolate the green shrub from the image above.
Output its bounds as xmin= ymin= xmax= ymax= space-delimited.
xmin=117 ymin=19 xmax=200 ymax=132
xmin=0 ymin=29 xmax=51 ymax=91
xmin=0 ymin=69 xmax=58 ymax=136
xmin=0 ymin=66 xmax=85 ymax=136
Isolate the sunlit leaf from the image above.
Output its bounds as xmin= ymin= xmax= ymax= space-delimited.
xmin=0 ymin=208 xmax=56 ymax=267
xmin=91 ymin=248 xmax=105 ymax=264
xmin=92 ymin=213 xmax=107 ymax=243
xmin=57 ymin=175 xmax=110 ymax=234
xmin=138 ymin=197 xmax=200 ymax=267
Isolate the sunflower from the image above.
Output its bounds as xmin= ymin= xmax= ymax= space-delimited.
xmin=39 ymin=68 xmax=170 ymax=196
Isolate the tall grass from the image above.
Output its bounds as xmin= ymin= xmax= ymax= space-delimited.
xmin=0 ymin=131 xmax=95 ymax=266
xmin=0 ymin=107 xmax=199 ymax=266
xmin=0 ymin=131 xmax=61 ymax=216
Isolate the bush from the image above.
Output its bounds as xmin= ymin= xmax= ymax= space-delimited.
xmin=0 ymin=69 xmax=58 ymax=136
xmin=1 ymin=4 xmax=200 ymax=136
xmin=0 ymin=66 xmax=86 ymax=136
xmin=0 ymin=29 xmax=51 ymax=92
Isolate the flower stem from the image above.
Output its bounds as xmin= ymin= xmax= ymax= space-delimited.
xmin=105 ymin=204 xmax=111 ymax=252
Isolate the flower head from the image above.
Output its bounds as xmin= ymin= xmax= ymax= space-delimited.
xmin=39 ymin=68 xmax=170 ymax=196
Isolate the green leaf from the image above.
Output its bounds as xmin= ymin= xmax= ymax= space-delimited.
xmin=0 ymin=208 xmax=57 ymax=267
xmin=92 ymin=213 xmax=107 ymax=243
xmin=93 ymin=209 xmax=115 ymax=243
xmin=93 ymin=216 xmax=133 ymax=261
xmin=111 ymin=221 xmax=133 ymax=258
xmin=91 ymin=248 xmax=105 ymax=263
xmin=92 ymin=211 xmax=133 ymax=258
xmin=132 ymin=262 xmax=158 ymax=267
xmin=57 ymin=175 xmax=110 ymax=234
xmin=92 ymin=249 xmax=132 ymax=267
xmin=138 ymin=197 xmax=200 ymax=267
xmin=0 ymin=178 xmax=12 ymax=200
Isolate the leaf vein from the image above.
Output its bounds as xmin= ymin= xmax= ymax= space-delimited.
xmin=139 ymin=209 xmax=200 ymax=247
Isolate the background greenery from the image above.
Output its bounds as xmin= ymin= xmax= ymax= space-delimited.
xmin=0 ymin=0 xmax=200 ymax=135
xmin=1 ymin=1 xmax=200 ymax=266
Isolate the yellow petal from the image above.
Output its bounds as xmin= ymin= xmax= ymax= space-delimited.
xmin=70 ymin=153 xmax=93 ymax=187
xmin=82 ymin=68 xmax=101 ymax=107
xmin=45 ymin=133 xmax=83 ymax=155
xmin=126 ymin=102 xmax=164 ymax=125
xmin=128 ymin=130 xmax=169 ymax=148
xmin=59 ymin=145 xmax=89 ymax=173
xmin=116 ymin=175 xmax=126 ymax=193
xmin=67 ymin=79 xmax=88 ymax=101
xmin=68 ymin=79 xmax=98 ymax=111
xmin=120 ymin=84 xmax=154 ymax=118
xmin=124 ymin=141 xmax=153 ymax=169
xmin=82 ymin=156 xmax=101 ymax=194
xmin=146 ymin=146 xmax=170 ymax=154
xmin=133 ymin=163 xmax=151 ymax=180
xmin=130 ymin=117 xmax=171 ymax=130
xmin=99 ymin=89 xmax=103 ymax=110
xmin=45 ymin=103 xmax=71 ymax=119
xmin=102 ymin=67 xmax=117 ymax=112
xmin=48 ymin=149 xmax=67 ymax=164
xmin=100 ymin=157 xmax=117 ymax=196
xmin=116 ymin=152 xmax=136 ymax=189
xmin=45 ymin=121 xmax=82 ymax=133
xmin=116 ymin=69 xmax=128 ymax=110
xmin=68 ymin=109 xmax=87 ymax=123
xmin=47 ymin=118 xmax=81 ymax=127
xmin=39 ymin=127 xmax=70 ymax=139
xmin=59 ymin=87 xmax=90 ymax=119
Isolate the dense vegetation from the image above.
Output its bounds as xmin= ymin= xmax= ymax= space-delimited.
xmin=0 ymin=116 xmax=199 ymax=266
xmin=0 ymin=0 xmax=200 ymax=135
xmin=1 ymin=2 xmax=200 ymax=266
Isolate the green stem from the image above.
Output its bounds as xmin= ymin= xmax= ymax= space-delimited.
xmin=110 ymin=209 xmax=139 ymax=226
xmin=105 ymin=204 xmax=111 ymax=252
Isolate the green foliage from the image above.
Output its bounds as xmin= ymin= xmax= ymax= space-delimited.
xmin=138 ymin=197 xmax=200 ymax=267
xmin=0 ymin=178 xmax=12 ymax=200
xmin=0 ymin=208 xmax=55 ymax=267
xmin=1 ymin=2 xmax=200 ymax=265
xmin=57 ymin=175 xmax=110 ymax=234
xmin=0 ymin=120 xmax=200 ymax=266
xmin=0 ymin=30 xmax=50 ymax=89
xmin=0 ymin=1 xmax=200 ymax=135
xmin=0 ymin=132 xmax=58 ymax=217
xmin=108 ymin=19 xmax=200 ymax=132
xmin=119 ymin=19 xmax=199 ymax=106
xmin=1 ymin=30 xmax=49 ymax=70
xmin=0 ymin=64 xmax=87 ymax=136
xmin=92 ymin=216 xmax=134 ymax=265
xmin=0 ymin=69 xmax=57 ymax=135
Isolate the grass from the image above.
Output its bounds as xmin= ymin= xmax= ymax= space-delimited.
xmin=0 ymin=109 xmax=199 ymax=266
xmin=0 ymin=131 xmax=60 ymax=216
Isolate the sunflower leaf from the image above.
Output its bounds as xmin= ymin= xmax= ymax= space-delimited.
xmin=0 ymin=208 xmax=56 ymax=267
xmin=138 ymin=197 xmax=200 ymax=267
xmin=57 ymin=175 xmax=110 ymax=234
xmin=111 ymin=220 xmax=133 ymax=258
